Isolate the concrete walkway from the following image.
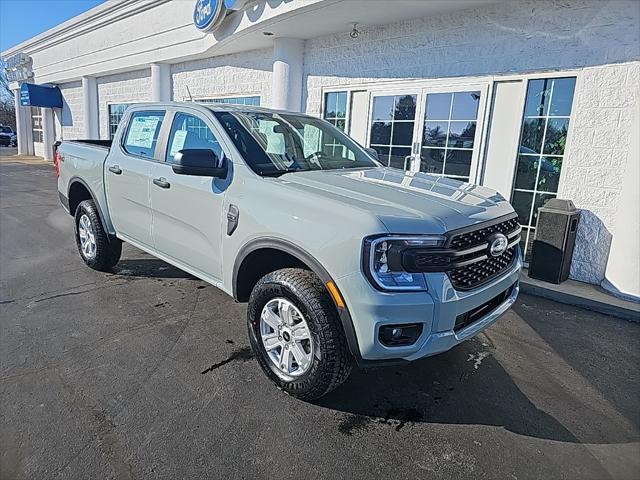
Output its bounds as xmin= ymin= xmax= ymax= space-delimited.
xmin=520 ymin=269 xmax=639 ymax=322
xmin=0 ymin=150 xmax=47 ymax=164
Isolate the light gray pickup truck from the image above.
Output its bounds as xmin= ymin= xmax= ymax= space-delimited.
xmin=57 ymin=102 xmax=522 ymax=399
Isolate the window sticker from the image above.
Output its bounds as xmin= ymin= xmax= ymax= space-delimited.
xmin=169 ymin=130 xmax=188 ymax=158
xmin=127 ymin=116 xmax=161 ymax=149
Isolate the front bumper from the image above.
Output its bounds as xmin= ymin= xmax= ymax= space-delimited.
xmin=336 ymin=252 xmax=522 ymax=363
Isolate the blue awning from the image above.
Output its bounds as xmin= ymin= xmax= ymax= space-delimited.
xmin=20 ymin=83 xmax=63 ymax=108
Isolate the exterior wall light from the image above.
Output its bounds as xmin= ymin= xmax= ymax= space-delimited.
xmin=350 ymin=23 xmax=360 ymax=39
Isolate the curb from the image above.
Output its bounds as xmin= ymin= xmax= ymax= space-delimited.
xmin=520 ymin=275 xmax=640 ymax=322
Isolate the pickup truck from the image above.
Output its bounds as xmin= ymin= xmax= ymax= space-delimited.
xmin=57 ymin=102 xmax=522 ymax=399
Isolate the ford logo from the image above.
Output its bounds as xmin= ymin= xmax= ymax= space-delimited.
xmin=193 ymin=0 xmax=226 ymax=32
xmin=488 ymin=233 xmax=508 ymax=257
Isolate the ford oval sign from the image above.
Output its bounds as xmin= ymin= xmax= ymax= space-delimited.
xmin=193 ymin=0 xmax=226 ymax=32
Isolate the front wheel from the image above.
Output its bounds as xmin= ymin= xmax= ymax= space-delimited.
xmin=74 ymin=200 xmax=122 ymax=271
xmin=247 ymin=268 xmax=353 ymax=400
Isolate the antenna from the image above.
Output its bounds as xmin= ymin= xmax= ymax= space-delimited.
xmin=185 ymin=85 xmax=194 ymax=102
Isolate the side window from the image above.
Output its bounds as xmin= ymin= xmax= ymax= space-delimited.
xmin=123 ymin=111 xmax=165 ymax=158
xmin=166 ymin=112 xmax=224 ymax=165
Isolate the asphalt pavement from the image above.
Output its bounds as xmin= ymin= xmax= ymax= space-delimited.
xmin=1 ymin=160 xmax=639 ymax=480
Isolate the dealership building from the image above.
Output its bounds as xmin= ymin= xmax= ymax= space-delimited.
xmin=2 ymin=0 xmax=639 ymax=300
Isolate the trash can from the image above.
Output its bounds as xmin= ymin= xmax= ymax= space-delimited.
xmin=528 ymin=199 xmax=581 ymax=284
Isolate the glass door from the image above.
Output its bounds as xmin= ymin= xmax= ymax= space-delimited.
xmin=366 ymin=85 xmax=488 ymax=182
xmin=367 ymin=91 xmax=420 ymax=169
xmin=416 ymin=85 xmax=487 ymax=182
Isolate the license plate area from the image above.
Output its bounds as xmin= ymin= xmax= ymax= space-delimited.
xmin=454 ymin=283 xmax=515 ymax=332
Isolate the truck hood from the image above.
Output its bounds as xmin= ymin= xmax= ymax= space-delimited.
xmin=276 ymin=167 xmax=515 ymax=234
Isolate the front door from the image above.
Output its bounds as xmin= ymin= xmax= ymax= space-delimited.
xmin=415 ymin=85 xmax=487 ymax=183
xmin=149 ymin=111 xmax=227 ymax=282
xmin=366 ymin=85 xmax=488 ymax=183
xmin=104 ymin=110 xmax=165 ymax=248
xmin=367 ymin=91 xmax=420 ymax=170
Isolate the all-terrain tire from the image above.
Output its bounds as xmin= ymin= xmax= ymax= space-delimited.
xmin=74 ymin=199 xmax=122 ymax=271
xmin=247 ymin=268 xmax=353 ymax=400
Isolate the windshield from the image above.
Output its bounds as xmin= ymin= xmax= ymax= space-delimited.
xmin=0 ymin=126 xmax=12 ymax=134
xmin=213 ymin=110 xmax=380 ymax=176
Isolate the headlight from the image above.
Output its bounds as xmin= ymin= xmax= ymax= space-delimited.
xmin=363 ymin=235 xmax=446 ymax=291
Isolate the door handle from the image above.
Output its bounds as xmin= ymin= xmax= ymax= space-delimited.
xmin=404 ymin=156 xmax=414 ymax=171
xmin=153 ymin=177 xmax=170 ymax=189
xmin=108 ymin=165 xmax=122 ymax=175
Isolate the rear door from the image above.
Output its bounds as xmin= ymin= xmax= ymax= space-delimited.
xmin=149 ymin=109 xmax=228 ymax=282
xmin=104 ymin=110 xmax=165 ymax=248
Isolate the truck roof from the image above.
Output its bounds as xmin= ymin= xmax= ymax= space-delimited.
xmin=124 ymin=101 xmax=315 ymax=117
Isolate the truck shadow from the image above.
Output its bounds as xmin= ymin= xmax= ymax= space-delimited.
xmin=314 ymin=332 xmax=637 ymax=444
xmin=112 ymin=259 xmax=196 ymax=280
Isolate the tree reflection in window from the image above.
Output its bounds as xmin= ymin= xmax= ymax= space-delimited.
xmin=511 ymin=77 xmax=576 ymax=261
xmin=420 ymin=91 xmax=480 ymax=182
xmin=369 ymin=94 xmax=416 ymax=169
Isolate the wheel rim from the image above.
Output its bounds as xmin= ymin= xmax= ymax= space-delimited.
xmin=259 ymin=298 xmax=314 ymax=379
xmin=78 ymin=214 xmax=97 ymax=259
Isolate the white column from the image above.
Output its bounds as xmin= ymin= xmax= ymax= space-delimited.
xmin=14 ymin=88 xmax=34 ymax=155
xmin=13 ymin=89 xmax=29 ymax=155
xmin=272 ymin=38 xmax=304 ymax=111
xmin=82 ymin=76 xmax=99 ymax=138
xmin=41 ymin=108 xmax=55 ymax=161
xmin=602 ymin=100 xmax=640 ymax=301
xmin=151 ymin=63 xmax=171 ymax=102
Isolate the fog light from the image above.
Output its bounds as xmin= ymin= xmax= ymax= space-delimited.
xmin=378 ymin=323 xmax=423 ymax=347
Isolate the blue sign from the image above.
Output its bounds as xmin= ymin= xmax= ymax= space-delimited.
xmin=193 ymin=0 xmax=226 ymax=32
xmin=19 ymin=83 xmax=63 ymax=108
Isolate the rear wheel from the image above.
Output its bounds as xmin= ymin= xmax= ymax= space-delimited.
xmin=74 ymin=200 xmax=121 ymax=271
xmin=247 ymin=268 xmax=352 ymax=400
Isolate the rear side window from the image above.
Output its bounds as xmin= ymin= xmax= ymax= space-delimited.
xmin=166 ymin=112 xmax=224 ymax=164
xmin=123 ymin=111 xmax=165 ymax=158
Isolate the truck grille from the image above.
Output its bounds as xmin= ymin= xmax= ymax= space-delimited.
xmin=448 ymin=247 xmax=517 ymax=290
xmin=446 ymin=215 xmax=520 ymax=291
xmin=449 ymin=216 xmax=520 ymax=250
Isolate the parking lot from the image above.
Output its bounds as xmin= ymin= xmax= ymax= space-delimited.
xmin=1 ymin=160 xmax=638 ymax=480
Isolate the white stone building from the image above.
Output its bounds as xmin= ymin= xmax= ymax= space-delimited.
xmin=2 ymin=0 xmax=639 ymax=299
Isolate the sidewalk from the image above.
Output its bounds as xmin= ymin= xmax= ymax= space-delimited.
xmin=0 ymin=150 xmax=47 ymax=164
xmin=520 ymin=269 xmax=639 ymax=322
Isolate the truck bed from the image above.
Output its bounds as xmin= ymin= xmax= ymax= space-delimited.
xmin=66 ymin=139 xmax=113 ymax=149
xmin=57 ymin=139 xmax=113 ymax=227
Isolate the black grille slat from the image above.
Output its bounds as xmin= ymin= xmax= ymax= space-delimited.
xmin=449 ymin=217 xmax=519 ymax=250
xmin=446 ymin=216 xmax=519 ymax=290
xmin=448 ymin=247 xmax=516 ymax=290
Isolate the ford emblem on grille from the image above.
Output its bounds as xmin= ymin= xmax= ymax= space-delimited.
xmin=488 ymin=233 xmax=508 ymax=257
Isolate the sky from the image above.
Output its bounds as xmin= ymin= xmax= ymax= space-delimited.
xmin=0 ymin=0 xmax=106 ymax=52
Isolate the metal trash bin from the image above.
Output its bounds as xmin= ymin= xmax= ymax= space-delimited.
xmin=528 ymin=199 xmax=581 ymax=284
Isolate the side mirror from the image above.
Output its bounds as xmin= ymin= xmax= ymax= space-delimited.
xmin=172 ymin=149 xmax=228 ymax=178
xmin=365 ymin=147 xmax=379 ymax=160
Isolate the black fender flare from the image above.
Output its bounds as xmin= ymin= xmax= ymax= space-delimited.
xmin=233 ymin=237 xmax=362 ymax=360
xmin=67 ymin=176 xmax=115 ymax=236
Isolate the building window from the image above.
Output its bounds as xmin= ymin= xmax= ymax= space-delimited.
xmin=369 ymin=94 xmax=417 ymax=169
xmin=199 ymin=96 xmax=260 ymax=106
xmin=511 ymin=77 xmax=576 ymax=261
xmin=323 ymin=91 xmax=348 ymax=131
xmin=31 ymin=107 xmax=43 ymax=143
xmin=420 ymin=91 xmax=480 ymax=182
xmin=108 ymin=104 xmax=130 ymax=139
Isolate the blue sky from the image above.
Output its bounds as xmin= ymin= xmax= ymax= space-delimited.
xmin=1 ymin=0 xmax=106 ymax=52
